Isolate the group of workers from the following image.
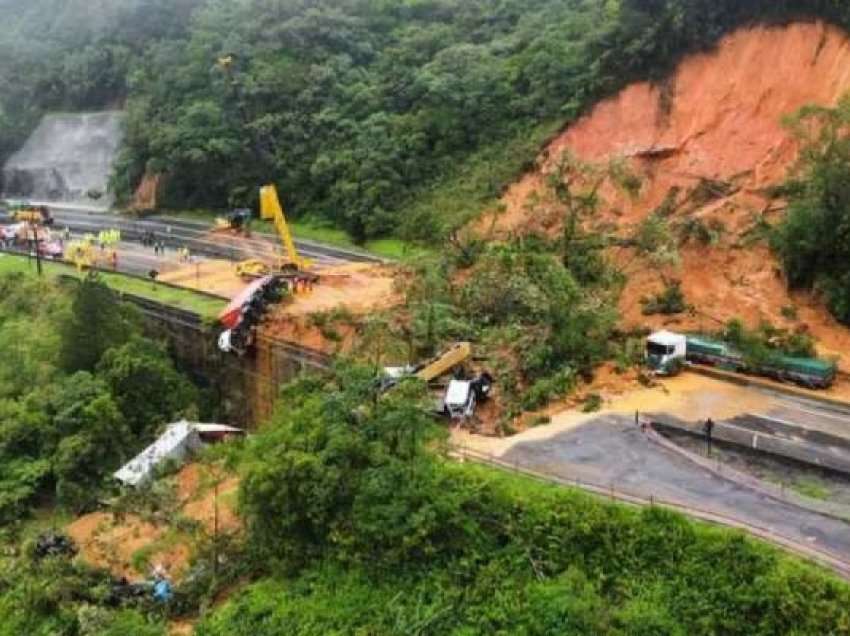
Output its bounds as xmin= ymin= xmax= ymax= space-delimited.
xmin=142 ymin=230 xmax=192 ymax=262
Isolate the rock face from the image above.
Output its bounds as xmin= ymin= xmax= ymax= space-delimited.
xmin=2 ymin=111 xmax=124 ymax=207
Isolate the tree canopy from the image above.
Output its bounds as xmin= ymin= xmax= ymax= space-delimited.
xmin=0 ymin=274 xmax=198 ymax=517
xmin=203 ymin=364 xmax=850 ymax=635
xmin=773 ymin=95 xmax=850 ymax=324
xmin=5 ymin=0 xmax=850 ymax=242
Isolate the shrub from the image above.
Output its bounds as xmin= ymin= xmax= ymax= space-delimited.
xmin=582 ymin=393 xmax=603 ymax=412
xmin=773 ymin=94 xmax=850 ymax=324
xmin=641 ymin=281 xmax=687 ymax=316
xmin=521 ymin=369 xmax=576 ymax=411
xmin=678 ymin=216 xmax=725 ymax=245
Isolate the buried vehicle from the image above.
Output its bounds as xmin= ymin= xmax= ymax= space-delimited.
xmin=646 ymin=330 xmax=837 ymax=389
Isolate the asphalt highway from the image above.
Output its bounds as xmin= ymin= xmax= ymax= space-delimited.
xmin=2 ymin=203 xmax=383 ymax=268
xmin=501 ymin=415 xmax=850 ymax=564
xmin=1 ymin=233 xmax=201 ymax=279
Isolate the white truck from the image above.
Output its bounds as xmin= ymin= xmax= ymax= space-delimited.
xmin=442 ymin=372 xmax=493 ymax=420
xmin=645 ymin=330 xmax=687 ymax=375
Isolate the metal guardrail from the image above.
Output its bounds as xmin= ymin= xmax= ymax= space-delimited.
xmin=452 ymin=443 xmax=850 ymax=580
xmin=121 ymin=292 xmax=204 ymax=327
xmin=52 ymin=274 xmax=208 ymax=330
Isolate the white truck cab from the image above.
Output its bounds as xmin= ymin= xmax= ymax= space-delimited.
xmin=444 ymin=380 xmax=476 ymax=420
xmin=646 ymin=330 xmax=687 ymax=375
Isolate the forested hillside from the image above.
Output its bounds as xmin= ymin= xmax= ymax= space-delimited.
xmin=4 ymin=0 xmax=850 ymax=242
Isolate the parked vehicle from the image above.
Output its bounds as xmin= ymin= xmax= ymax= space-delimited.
xmin=646 ymin=330 xmax=837 ymax=388
xmin=0 ymin=223 xmax=23 ymax=244
xmin=38 ymin=239 xmax=63 ymax=259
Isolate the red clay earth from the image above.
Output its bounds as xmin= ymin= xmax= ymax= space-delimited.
xmin=484 ymin=21 xmax=850 ymax=374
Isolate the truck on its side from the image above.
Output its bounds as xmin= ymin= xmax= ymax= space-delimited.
xmin=646 ymin=330 xmax=837 ymax=389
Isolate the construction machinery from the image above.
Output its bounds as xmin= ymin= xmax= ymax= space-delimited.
xmin=235 ymin=185 xmax=313 ymax=279
xmin=12 ymin=204 xmax=53 ymax=226
xmin=65 ymin=239 xmax=96 ymax=272
xmin=381 ymin=342 xmax=473 ymax=392
xmin=415 ymin=342 xmax=472 ymax=382
xmin=214 ymin=208 xmax=252 ymax=233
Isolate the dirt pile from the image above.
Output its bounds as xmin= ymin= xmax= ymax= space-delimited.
xmin=67 ymin=463 xmax=240 ymax=582
xmin=258 ymin=263 xmax=399 ymax=354
xmin=490 ymin=21 xmax=850 ymax=367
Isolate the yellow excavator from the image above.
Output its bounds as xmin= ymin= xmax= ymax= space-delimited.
xmin=235 ymin=185 xmax=313 ymax=278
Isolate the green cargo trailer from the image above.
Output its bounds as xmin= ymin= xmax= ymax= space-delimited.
xmin=646 ymin=332 xmax=837 ymax=389
xmin=763 ymin=355 xmax=836 ymax=389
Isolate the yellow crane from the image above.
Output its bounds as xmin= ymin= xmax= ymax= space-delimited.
xmin=235 ymin=185 xmax=313 ymax=278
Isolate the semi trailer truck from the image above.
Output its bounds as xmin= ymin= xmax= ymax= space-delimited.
xmin=646 ymin=330 xmax=836 ymax=389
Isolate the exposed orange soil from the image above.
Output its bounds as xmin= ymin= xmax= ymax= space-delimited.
xmin=131 ymin=172 xmax=162 ymax=211
xmin=257 ymin=263 xmax=399 ymax=354
xmin=67 ymin=463 xmax=240 ymax=582
xmin=158 ymin=258 xmax=244 ymax=299
xmin=67 ymin=511 xmax=171 ymax=580
xmin=282 ymin=263 xmax=398 ymax=316
xmin=259 ymin=316 xmax=358 ymax=355
xmin=484 ymin=21 xmax=850 ymax=372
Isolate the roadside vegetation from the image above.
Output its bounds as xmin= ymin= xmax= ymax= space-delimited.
xmin=0 ymin=273 xmax=199 ymax=521
xmin=0 ymin=274 xmax=203 ymax=633
xmin=0 ymin=253 xmax=226 ymax=318
xmin=5 ymin=1 xmax=850 ymax=633
xmin=720 ymin=319 xmax=817 ymax=363
xmin=773 ymin=94 xmax=850 ymax=324
xmin=192 ymin=367 xmax=850 ymax=635
xmin=4 ymin=365 xmax=850 ymax=634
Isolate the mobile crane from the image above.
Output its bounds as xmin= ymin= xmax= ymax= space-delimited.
xmin=234 ymin=184 xmax=313 ymax=278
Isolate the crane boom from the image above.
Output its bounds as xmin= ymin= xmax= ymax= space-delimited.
xmin=415 ymin=342 xmax=472 ymax=382
xmin=259 ymin=184 xmax=311 ymax=271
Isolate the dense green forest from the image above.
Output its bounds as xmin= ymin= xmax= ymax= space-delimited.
xmin=0 ymin=273 xmax=201 ymax=634
xmin=4 ymin=0 xmax=850 ymax=241
xmin=4 ymin=2 xmax=850 ymax=634
xmin=4 ymin=364 xmax=849 ymax=635
xmin=200 ymin=369 xmax=850 ymax=635
xmin=773 ymin=95 xmax=850 ymax=325
xmin=0 ymin=273 xmax=198 ymax=519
